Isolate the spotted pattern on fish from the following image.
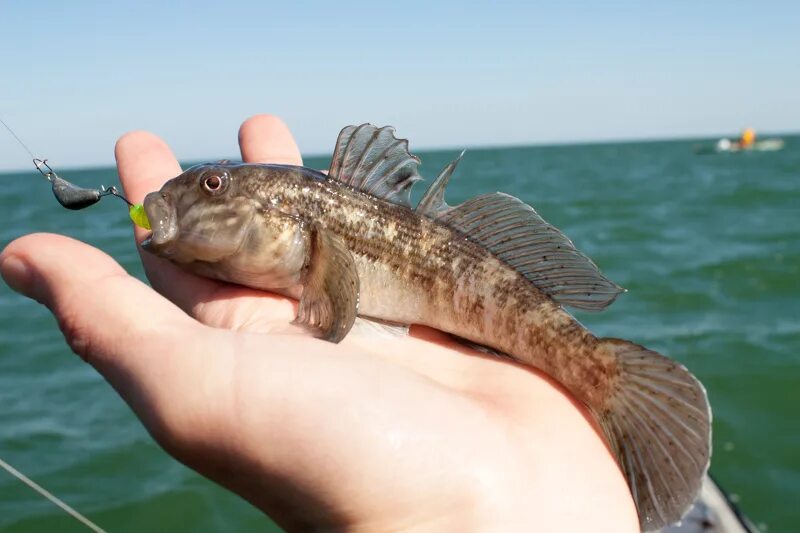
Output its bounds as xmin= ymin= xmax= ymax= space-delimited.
xmin=228 ymin=165 xmax=620 ymax=407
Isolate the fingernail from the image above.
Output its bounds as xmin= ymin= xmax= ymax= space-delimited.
xmin=0 ymin=255 xmax=34 ymax=299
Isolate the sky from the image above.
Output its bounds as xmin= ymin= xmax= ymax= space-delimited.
xmin=1 ymin=1 xmax=799 ymax=171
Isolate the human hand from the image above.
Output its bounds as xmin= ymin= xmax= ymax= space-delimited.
xmin=0 ymin=115 xmax=638 ymax=531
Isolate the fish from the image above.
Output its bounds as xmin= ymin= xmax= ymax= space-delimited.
xmin=141 ymin=124 xmax=711 ymax=530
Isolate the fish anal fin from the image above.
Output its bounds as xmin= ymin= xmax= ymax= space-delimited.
xmin=328 ymin=124 xmax=422 ymax=208
xmin=594 ymin=338 xmax=711 ymax=531
xmin=436 ymin=192 xmax=624 ymax=311
xmin=446 ymin=334 xmax=517 ymax=361
xmin=415 ymin=150 xmax=465 ymax=218
xmin=350 ymin=317 xmax=410 ymax=339
xmin=294 ymin=224 xmax=359 ymax=343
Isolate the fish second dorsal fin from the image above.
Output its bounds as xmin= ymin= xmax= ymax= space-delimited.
xmin=328 ymin=124 xmax=422 ymax=208
xmin=415 ymin=151 xmax=465 ymax=218
xmin=437 ymin=193 xmax=624 ymax=311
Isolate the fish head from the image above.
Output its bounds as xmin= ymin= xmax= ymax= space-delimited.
xmin=141 ymin=163 xmax=310 ymax=288
xmin=141 ymin=163 xmax=264 ymax=263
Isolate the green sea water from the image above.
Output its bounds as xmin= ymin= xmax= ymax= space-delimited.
xmin=0 ymin=136 xmax=798 ymax=532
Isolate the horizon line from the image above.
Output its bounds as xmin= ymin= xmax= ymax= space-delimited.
xmin=1 ymin=129 xmax=797 ymax=174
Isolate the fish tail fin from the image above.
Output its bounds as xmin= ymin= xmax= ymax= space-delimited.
xmin=592 ymin=338 xmax=712 ymax=531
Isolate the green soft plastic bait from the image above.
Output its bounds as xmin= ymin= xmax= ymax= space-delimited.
xmin=129 ymin=203 xmax=151 ymax=230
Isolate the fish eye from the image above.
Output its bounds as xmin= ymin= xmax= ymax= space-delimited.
xmin=200 ymin=172 xmax=229 ymax=195
xmin=205 ymin=175 xmax=222 ymax=190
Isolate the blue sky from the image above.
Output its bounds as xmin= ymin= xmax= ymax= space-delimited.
xmin=1 ymin=1 xmax=798 ymax=171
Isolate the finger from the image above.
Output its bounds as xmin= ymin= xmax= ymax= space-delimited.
xmin=0 ymin=233 xmax=191 ymax=364
xmin=115 ymin=130 xmax=183 ymax=243
xmin=239 ymin=114 xmax=302 ymax=165
xmin=0 ymin=234 xmax=215 ymax=430
xmin=115 ymin=130 xmax=182 ymax=203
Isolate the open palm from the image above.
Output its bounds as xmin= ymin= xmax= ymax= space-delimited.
xmin=0 ymin=115 xmax=637 ymax=531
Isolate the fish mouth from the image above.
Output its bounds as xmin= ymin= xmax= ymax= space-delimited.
xmin=140 ymin=191 xmax=178 ymax=254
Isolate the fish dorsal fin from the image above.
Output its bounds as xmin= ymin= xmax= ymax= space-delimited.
xmin=328 ymin=124 xmax=422 ymax=208
xmin=415 ymin=151 xmax=464 ymax=217
xmin=437 ymin=193 xmax=624 ymax=311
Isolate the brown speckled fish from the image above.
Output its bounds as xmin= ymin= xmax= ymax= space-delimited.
xmin=142 ymin=124 xmax=711 ymax=530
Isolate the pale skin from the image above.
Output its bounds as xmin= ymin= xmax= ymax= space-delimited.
xmin=0 ymin=115 xmax=638 ymax=532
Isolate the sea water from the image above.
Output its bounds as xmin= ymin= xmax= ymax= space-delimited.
xmin=0 ymin=136 xmax=797 ymax=532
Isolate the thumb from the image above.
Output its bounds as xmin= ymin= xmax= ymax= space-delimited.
xmin=0 ymin=233 xmax=222 ymax=442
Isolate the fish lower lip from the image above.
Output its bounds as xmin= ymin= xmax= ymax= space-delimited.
xmin=141 ymin=234 xmax=175 ymax=257
xmin=142 ymin=192 xmax=178 ymax=249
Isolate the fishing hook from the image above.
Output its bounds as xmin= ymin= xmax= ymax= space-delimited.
xmin=33 ymin=158 xmax=57 ymax=181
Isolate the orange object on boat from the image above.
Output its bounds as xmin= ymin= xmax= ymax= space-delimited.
xmin=740 ymin=127 xmax=756 ymax=147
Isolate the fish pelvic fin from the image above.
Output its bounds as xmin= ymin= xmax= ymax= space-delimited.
xmin=592 ymin=338 xmax=711 ymax=531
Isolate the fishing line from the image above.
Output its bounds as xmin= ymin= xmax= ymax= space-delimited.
xmin=0 ymin=118 xmax=145 ymax=531
xmin=0 ymin=117 xmax=36 ymax=159
xmin=0 ymin=456 xmax=107 ymax=532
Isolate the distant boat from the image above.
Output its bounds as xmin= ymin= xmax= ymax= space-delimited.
xmin=694 ymin=129 xmax=785 ymax=155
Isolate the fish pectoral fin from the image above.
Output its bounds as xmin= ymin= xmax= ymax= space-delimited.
xmin=327 ymin=124 xmax=422 ymax=208
xmin=415 ymin=150 xmax=465 ymax=218
xmin=436 ymin=192 xmax=624 ymax=311
xmin=294 ymin=225 xmax=359 ymax=343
